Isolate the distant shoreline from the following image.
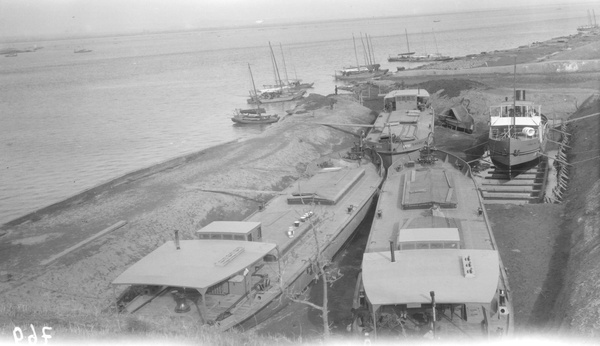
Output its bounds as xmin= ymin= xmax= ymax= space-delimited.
xmin=0 ymin=2 xmax=567 ymax=45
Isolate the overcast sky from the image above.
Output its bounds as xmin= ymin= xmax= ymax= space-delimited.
xmin=0 ymin=0 xmax=593 ymax=39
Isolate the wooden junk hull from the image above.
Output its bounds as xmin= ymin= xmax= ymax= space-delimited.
xmin=231 ymin=116 xmax=279 ymax=124
xmin=247 ymin=90 xmax=305 ymax=104
xmin=334 ymin=70 xmax=388 ymax=81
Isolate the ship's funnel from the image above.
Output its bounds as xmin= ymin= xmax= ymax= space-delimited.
xmin=515 ymin=90 xmax=526 ymax=101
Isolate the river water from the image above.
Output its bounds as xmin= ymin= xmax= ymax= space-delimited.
xmin=0 ymin=3 xmax=589 ymax=225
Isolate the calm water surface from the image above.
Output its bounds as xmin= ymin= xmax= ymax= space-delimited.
xmin=0 ymin=3 xmax=590 ymax=224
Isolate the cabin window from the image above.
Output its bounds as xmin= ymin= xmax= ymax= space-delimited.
xmin=263 ymin=254 xmax=277 ymax=262
xmin=247 ymin=234 xmax=253 ymax=242
xmin=199 ymin=234 xmax=210 ymax=239
xmin=466 ymin=305 xmax=483 ymax=322
xmin=433 ymin=304 xmax=467 ymax=321
xmin=416 ymin=242 xmax=429 ymax=250
xmin=210 ymin=233 xmax=221 ymax=240
xmin=234 ymin=235 xmax=245 ymax=241
xmin=400 ymin=243 xmax=415 ymax=250
xmin=222 ymin=234 xmax=233 ymax=240
xmin=399 ymin=241 xmax=459 ymax=250
xmin=257 ymin=227 xmax=262 ymax=239
xmin=430 ymin=242 xmax=443 ymax=249
xmin=207 ymin=281 xmax=229 ymax=296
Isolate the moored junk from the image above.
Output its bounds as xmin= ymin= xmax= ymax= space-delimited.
xmin=335 ymin=33 xmax=389 ymax=81
xmin=112 ymin=145 xmax=384 ymax=331
xmin=231 ymin=108 xmax=280 ymax=125
xmin=233 ymin=64 xmax=281 ymax=124
xmin=350 ymin=145 xmax=513 ymax=340
xmin=247 ymin=42 xmax=307 ymax=104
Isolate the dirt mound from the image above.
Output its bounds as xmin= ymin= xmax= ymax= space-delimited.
xmin=549 ymin=40 xmax=600 ymax=61
xmin=413 ymin=79 xmax=489 ymax=98
xmin=294 ymin=93 xmax=335 ymax=111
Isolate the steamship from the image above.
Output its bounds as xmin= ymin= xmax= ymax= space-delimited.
xmin=488 ymin=90 xmax=548 ymax=169
xmin=112 ymin=144 xmax=384 ymax=331
xmin=350 ymin=145 xmax=513 ymax=340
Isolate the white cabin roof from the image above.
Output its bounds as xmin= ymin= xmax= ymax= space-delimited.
xmin=362 ymin=249 xmax=499 ymax=306
xmin=490 ymin=117 xmax=542 ymax=126
xmin=287 ymin=167 xmax=365 ymax=205
xmin=112 ymin=240 xmax=276 ymax=290
xmin=197 ymin=221 xmax=261 ymax=235
xmin=385 ymin=89 xmax=430 ymax=99
xmin=398 ymin=228 xmax=460 ymax=243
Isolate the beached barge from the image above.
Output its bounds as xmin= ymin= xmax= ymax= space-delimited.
xmin=364 ymin=89 xmax=435 ymax=167
xmin=351 ymin=146 xmax=513 ymax=340
xmin=113 ymin=144 xmax=384 ymax=331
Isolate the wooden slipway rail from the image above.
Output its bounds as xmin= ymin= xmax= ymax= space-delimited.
xmin=475 ymin=158 xmax=548 ymax=205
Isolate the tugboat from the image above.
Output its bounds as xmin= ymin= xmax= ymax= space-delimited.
xmin=350 ymin=143 xmax=513 ymax=341
xmin=488 ymin=90 xmax=548 ymax=171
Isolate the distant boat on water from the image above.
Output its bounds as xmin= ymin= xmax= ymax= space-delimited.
xmin=231 ymin=109 xmax=279 ymax=124
xmin=335 ymin=33 xmax=388 ymax=81
xmin=1 ymin=46 xmax=42 ymax=56
xmin=334 ymin=64 xmax=388 ymax=81
xmin=74 ymin=48 xmax=92 ymax=53
xmin=577 ymin=9 xmax=599 ymax=31
xmin=388 ymin=28 xmax=452 ymax=63
xmin=248 ymin=42 xmax=306 ymax=104
xmin=388 ymin=28 xmax=416 ymax=62
xmin=260 ymin=43 xmax=314 ymax=93
xmin=235 ymin=65 xmax=280 ymax=124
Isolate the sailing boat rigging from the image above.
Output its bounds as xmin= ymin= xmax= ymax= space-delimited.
xmin=388 ymin=28 xmax=415 ymax=62
xmin=261 ymin=43 xmax=314 ymax=92
xmin=233 ymin=64 xmax=280 ymax=124
xmin=247 ymin=43 xmax=306 ymax=104
xmin=335 ymin=33 xmax=388 ymax=81
xmin=388 ymin=28 xmax=452 ymax=63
